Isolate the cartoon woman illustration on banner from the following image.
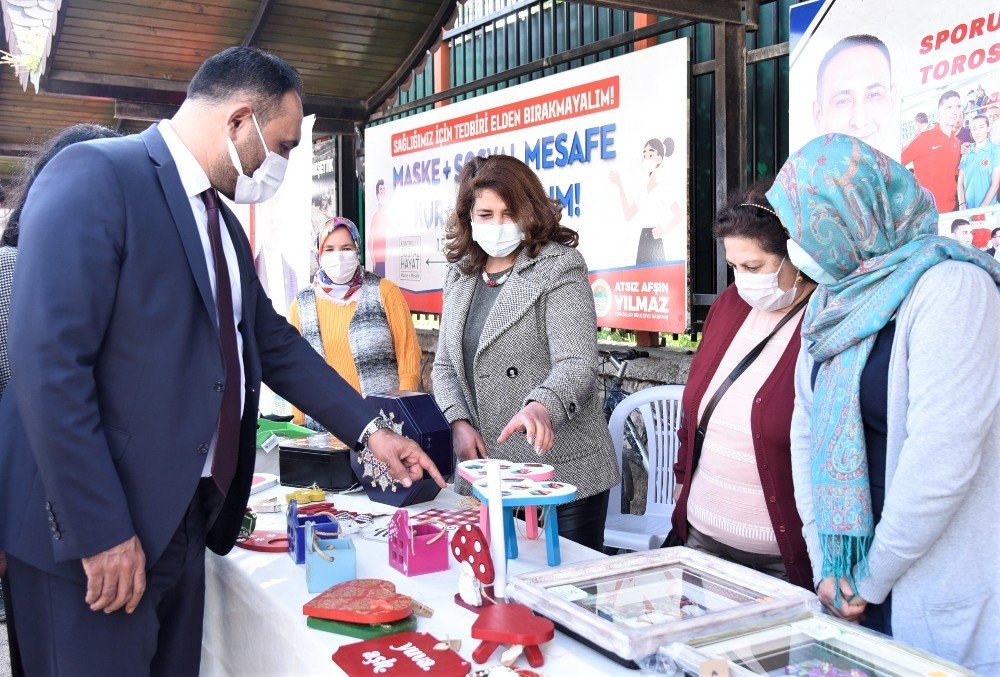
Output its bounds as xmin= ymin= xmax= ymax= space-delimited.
xmin=367 ymin=178 xmax=390 ymax=277
xmin=609 ymin=137 xmax=683 ymax=265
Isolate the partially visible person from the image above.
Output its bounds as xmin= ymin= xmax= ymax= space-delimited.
xmin=987 ymin=104 xmax=1000 ymax=144
xmin=671 ymin=181 xmax=816 ymax=590
xmin=951 ymin=218 xmax=974 ymax=246
xmin=986 ymin=226 xmax=1000 ymax=258
xmin=913 ymin=112 xmax=930 ymax=135
xmin=902 ymin=90 xmax=963 ymax=211
xmin=0 ymin=47 xmax=444 ymax=675
xmin=812 ymin=34 xmax=897 ymax=156
xmin=769 ymin=134 xmax=1000 ymax=672
xmin=610 ymin=137 xmax=683 ymax=265
xmin=367 ymin=178 xmax=389 ymax=277
xmin=287 ymin=216 xmax=421 ymax=430
xmin=433 ymin=155 xmax=619 ymax=551
xmin=957 ymin=115 xmax=1000 ymax=209
xmin=0 ymin=123 xmax=122 ymax=677
xmin=975 ymin=84 xmax=989 ymax=110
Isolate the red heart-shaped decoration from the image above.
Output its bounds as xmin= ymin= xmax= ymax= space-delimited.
xmin=304 ymin=579 xmax=413 ymax=624
xmin=471 ymin=602 xmax=554 ymax=646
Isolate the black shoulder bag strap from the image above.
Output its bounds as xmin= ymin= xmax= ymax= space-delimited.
xmin=692 ymin=293 xmax=812 ymax=465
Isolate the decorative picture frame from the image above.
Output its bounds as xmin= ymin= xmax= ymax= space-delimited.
xmin=663 ymin=611 xmax=974 ymax=676
xmin=506 ymin=547 xmax=816 ymax=664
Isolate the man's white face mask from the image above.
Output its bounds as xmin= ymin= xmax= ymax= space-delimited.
xmin=227 ymin=112 xmax=288 ymax=204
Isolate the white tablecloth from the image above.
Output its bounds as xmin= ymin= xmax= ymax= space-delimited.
xmin=201 ymin=474 xmax=633 ymax=676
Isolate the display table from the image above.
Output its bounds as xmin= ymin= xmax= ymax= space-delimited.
xmin=201 ymin=467 xmax=633 ymax=675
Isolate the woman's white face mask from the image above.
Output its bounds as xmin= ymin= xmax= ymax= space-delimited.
xmin=320 ymin=251 xmax=359 ymax=284
xmin=786 ymin=238 xmax=838 ymax=285
xmin=733 ymin=257 xmax=798 ymax=311
xmin=471 ymin=220 xmax=523 ymax=258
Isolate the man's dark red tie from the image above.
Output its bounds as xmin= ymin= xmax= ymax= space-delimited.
xmin=200 ymin=189 xmax=240 ymax=495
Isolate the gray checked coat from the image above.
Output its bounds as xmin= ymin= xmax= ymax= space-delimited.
xmin=432 ymin=241 xmax=619 ymax=499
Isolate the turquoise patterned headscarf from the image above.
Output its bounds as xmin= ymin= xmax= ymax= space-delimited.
xmin=767 ymin=134 xmax=1000 ymax=587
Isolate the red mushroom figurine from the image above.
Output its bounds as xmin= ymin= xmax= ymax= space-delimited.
xmin=451 ymin=524 xmax=495 ymax=609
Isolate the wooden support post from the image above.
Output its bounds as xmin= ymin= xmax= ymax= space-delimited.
xmin=432 ymin=40 xmax=451 ymax=108
xmin=632 ymin=13 xmax=660 ymax=51
xmin=713 ymin=22 xmax=748 ymax=297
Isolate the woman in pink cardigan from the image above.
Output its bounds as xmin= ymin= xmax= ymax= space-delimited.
xmin=671 ymin=181 xmax=816 ymax=590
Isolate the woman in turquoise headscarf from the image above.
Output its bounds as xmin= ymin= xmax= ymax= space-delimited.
xmin=768 ymin=134 xmax=1000 ymax=672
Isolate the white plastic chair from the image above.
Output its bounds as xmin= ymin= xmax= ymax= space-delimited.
xmin=604 ymin=385 xmax=684 ymax=551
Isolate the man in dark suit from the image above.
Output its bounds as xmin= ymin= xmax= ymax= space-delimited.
xmin=0 ymin=47 xmax=444 ymax=674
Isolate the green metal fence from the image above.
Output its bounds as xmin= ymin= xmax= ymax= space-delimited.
xmin=370 ymin=0 xmax=804 ymax=332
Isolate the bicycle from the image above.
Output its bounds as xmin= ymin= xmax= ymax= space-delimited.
xmin=599 ymin=348 xmax=649 ymax=514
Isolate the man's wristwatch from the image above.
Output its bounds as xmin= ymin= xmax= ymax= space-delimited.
xmin=356 ymin=415 xmax=393 ymax=452
xmin=355 ymin=415 xmax=400 ymax=492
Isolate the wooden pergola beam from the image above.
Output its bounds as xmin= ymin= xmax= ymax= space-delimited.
xmin=42 ymin=70 xmax=188 ymax=105
xmin=115 ymin=100 xmax=180 ymax=122
xmin=56 ymin=76 xmax=367 ymax=128
xmin=585 ymin=0 xmax=744 ymax=25
xmin=243 ymin=0 xmax=278 ymax=47
xmin=0 ymin=143 xmax=39 ymax=157
xmin=365 ymin=0 xmax=458 ymax=113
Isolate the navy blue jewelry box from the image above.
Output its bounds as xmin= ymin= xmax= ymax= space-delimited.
xmin=353 ymin=391 xmax=454 ymax=507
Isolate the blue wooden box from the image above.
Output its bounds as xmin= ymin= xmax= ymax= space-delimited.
xmin=286 ymin=499 xmax=338 ymax=564
xmin=305 ymin=521 xmax=357 ymax=593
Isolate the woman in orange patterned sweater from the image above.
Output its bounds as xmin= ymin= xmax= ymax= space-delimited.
xmin=288 ymin=217 xmax=421 ymax=430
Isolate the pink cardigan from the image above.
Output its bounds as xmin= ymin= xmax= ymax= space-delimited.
xmin=671 ymin=284 xmax=814 ymax=591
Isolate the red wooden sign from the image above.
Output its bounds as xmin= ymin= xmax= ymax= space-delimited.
xmin=235 ymin=530 xmax=288 ymax=553
xmin=332 ymin=632 xmax=471 ymax=677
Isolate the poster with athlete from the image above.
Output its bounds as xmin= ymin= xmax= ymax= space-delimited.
xmin=790 ymin=1 xmax=1000 ymax=249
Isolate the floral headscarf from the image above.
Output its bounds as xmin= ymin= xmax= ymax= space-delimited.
xmin=314 ymin=216 xmax=364 ymax=302
xmin=766 ymin=134 xmax=1000 ymax=588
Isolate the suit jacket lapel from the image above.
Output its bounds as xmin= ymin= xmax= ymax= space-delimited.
xmin=474 ymin=243 xmax=565 ymax=367
xmin=219 ymin=203 xmax=254 ymax=311
xmin=474 ymin=269 xmax=543 ymax=367
xmin=140 ymin=125 xmax=218 ymax=329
